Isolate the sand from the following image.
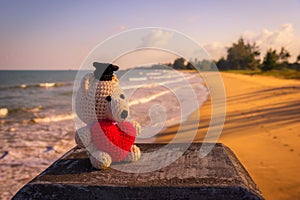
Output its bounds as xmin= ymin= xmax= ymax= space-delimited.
xmin=155 ymin=72 xmax=300 ymax=200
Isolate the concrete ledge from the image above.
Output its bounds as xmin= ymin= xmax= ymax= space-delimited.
xmin=13 ymin=143 xmax=264 ymax=200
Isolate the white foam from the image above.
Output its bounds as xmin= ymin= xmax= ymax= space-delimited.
xmin=122 ymin=73 xmax=198 ymax=90
xmin=127 ymin=72 xmax=209 ymax=139
xmin=0 ymin=108 xmax=8 ymax=118
xmin=129 ymin=90 xmax=170 ymax=106
xmin=39 ymin=83 xmax=56 ymax=88
xmin=148 ymin=74 xmax=180 ymax=80
xmin=146 ymin=72 xmax=161 ymax=76
xmin=33 ymin=113 xmax=74 ymax=123
xmin=20 ymin=84 xmax=27 ymax=88
xmin=25 ymin=106 xmax=42 ymax=113
xmin=129 ymin=77 xmax=148 ymax=81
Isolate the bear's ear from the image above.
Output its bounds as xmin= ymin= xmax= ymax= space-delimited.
xmin=112 ymin=74 xmax=119 ymax=84
xmin=81 ymin=73 xmax=95 ymax=93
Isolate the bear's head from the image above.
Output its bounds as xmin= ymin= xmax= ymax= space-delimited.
xmin=75 ymin=62 xmax=129 ymax=124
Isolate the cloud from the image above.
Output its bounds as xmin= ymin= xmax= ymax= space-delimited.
xmin=242 ymin=23 xmax=300 ymax=61
xmin=114 ymin=49 xmax=178 ymax=69
xmin=243 ymin=23 xmax=294 ymax=48
xmin=139 ymin=29 xmax=173 ymax=48
xmin=203 ymin=42 xmax=228 ymax=60
xmin=203 ymin=23 xmax=300 ymax=61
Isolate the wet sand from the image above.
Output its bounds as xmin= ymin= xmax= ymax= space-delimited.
xmin=155 ymin=72 xmax=300 ymax=200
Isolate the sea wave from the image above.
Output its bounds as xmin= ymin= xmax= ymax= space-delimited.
xmin=128 ymin=77 xmax=148 ymax=81
xmin=146 ymin=72 xmax=161 ymax=76
xmin=122 ymin=73 xmax=199 ymax=90
xmin=7 ymin=106 xmax=43 ymax=114
xmin=32 ymin=113 xmax=74 ymax=123
xmin=128 ymin=84 xmax=198 ymax=106
xmin=148 ymin=74 xmax=181 ymax=80
xmin=0 ymin=82 xmax=72 ymax=90
xmin=129 ymin=89 xmax=171 ymax=106
xmin=0 ymin=108 xmax=8 ymax=118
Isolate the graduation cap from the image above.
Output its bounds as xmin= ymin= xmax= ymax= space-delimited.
xmin=93 ymin=62 xmax=119 ymax=81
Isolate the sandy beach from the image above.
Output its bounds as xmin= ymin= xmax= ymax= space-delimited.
xmin=155 ymin=72 xmax=300 ymax=199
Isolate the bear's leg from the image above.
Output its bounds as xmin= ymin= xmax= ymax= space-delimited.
xmin=89 ymin=150 xmax=112 ymax=169
xmin=124 ymin=145 xmax=141 ymax=162
xmin=87 ymin=143 xmax=112 ymax=169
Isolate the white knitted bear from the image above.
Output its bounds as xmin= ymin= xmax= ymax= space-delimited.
xmin=75 ymin=63 xmax=141 ymax=169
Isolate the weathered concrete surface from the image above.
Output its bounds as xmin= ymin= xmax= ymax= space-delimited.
xmin=13 ymin=143 xmax=264 ymax=200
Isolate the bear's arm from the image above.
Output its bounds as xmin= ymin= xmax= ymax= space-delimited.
xmin=130 ymin=120 xmax=141 ymax=136
xmin=126 ymin=120 xmax=141 ymax=136
xmin=75 ymin=125 xmax=92 ymax=148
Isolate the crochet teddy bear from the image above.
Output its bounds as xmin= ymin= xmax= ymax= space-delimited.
xmin=74 ymin=62 xmax=141 ymax=169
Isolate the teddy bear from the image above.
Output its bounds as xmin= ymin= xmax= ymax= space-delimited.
xmin=74 ymin=62 xmax=141 ymax=169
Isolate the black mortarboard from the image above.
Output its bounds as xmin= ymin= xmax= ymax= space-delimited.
xmin=93 ymin=62 xmax=119 ymax=81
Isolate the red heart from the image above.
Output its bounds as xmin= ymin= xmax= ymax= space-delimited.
xmin=91 ymin=121 xmax=136 ymax=162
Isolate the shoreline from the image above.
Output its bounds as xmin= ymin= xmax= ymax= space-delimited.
xmin=155 ymin=72 xmax=300 ymax=199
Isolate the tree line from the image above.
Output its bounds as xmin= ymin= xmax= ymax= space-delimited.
xmin=216 ymin=38 xmax=300 ymax=71
xmin=166 ymin=38 xmax=300 ymax=73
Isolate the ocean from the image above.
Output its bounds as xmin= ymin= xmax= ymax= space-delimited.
xmin=0 ymin=69 xmax=208 ymax=198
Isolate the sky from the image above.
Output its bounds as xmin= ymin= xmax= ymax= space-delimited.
xmin=0 ymin=0 xmax=300 ymax=70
